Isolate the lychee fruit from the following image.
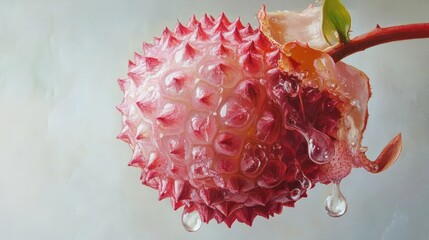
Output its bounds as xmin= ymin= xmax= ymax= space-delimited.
xmin=117 ymin=5 xmax=402 ymax=229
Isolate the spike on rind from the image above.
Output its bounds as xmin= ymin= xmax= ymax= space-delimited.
xmin=224 ymin=27 xmax=242 ymax=42
xmin=240 ymin=53 xmax=261 ymax=74
xmin=241 ymin=23 xmax=255 ymax=35
xmin=265 ymin=49 xmax=280 ymax=66
xmin=162 ymin=27 xmax=172 ymax=38
xmin=158 ymin=179 xmax=174 ymax=200
xmin=200 ymin=188 xmax=225 ymax=205
xmin=229 ymin=17 xmax=245 ymax=30
xmin=200 ymin=14 xmax=214 ymax=28
xmin=175 ymin=22 xmax=192 ymax=36
xmin=143 ymin=57 xmax=161 ymax=71
xmin=173 ymin=180 xmax=192 ymax=202
xmin=117 ymin=127 xmax=131 ymax=144
xmin=238 ymin=41 xmax=258 ymax=55
xmin=187 ymin=14 xmax=199 ymax=27
xmin=211 ymin=32 xmax=228 ymax=42
xmin=142 ymin=42 xmax=154 ymax=54
xmin=128 ymin=60 xmax=136 ymax=71
xmin=175 ymin=43 xmax=198 ymax=62
xmin=161 ymin=34 xmax=181 ymax=49
xmin=153 ymin=37 xmax=161 ymax=44
xmin=117 ymin=79 xmax=127 ymax=93
xmin=191 ymin=23 xmax=210 ymax=41
xmin=252 ymin=30 xmax=273 ymax=50
xmin=129 ymin=151 xmax=144 ymax=167
xmin=217 ymin=12 xmax=231 ymax=26
xmin=210 ymin=43 xmax=230 ymax=56
xmin=212 ymin=21 xmax=229 ymax=33
xmin=235 ymin=208 xmax=256 ymax=226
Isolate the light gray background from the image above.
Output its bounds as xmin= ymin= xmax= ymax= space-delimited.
xmin=1 ymin=0 xmax=428 ymax=239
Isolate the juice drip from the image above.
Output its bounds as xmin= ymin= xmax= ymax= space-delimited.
xmin=182 ymin=209 xmax=202 ymax=232
xmin=285 ymin=108 xmax=334 ymax=164
xmin=325 ymin=181 xmax=347 ymax=217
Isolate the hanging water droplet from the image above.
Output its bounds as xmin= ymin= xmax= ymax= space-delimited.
xmin=325 ymin=181 xmax=348 ymax=217
xmin=182 ymin=210 xmax=202 ymax=232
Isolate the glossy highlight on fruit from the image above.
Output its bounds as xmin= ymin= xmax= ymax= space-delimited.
xmin=117 ymin=5 xmax=402 ymax=228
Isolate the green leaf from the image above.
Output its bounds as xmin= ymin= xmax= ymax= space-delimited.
xmin=322 ymin=0 xmax=352 ymax=45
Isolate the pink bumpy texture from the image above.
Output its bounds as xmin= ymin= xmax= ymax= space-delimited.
xmin=117 ymin=12 xmax=378 ymax=227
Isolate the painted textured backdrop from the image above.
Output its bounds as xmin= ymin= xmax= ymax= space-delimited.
xmin=0 ymin=0 xmax=428 ymax=239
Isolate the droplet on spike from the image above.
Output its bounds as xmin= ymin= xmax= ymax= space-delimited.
xmin=182 ymin=209 xmax=202 ymax=232
xmin=325 ymin=181 xmax=347 ymax=217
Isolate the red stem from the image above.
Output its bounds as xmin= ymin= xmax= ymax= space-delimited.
xmin=327 ymin=23 xmax=429 ymax=62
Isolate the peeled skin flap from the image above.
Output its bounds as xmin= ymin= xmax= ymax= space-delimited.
xmin=259 ymin=5 xmax=402 ymax=175
xmin=258 ymin=5 xmax=330 ymax=50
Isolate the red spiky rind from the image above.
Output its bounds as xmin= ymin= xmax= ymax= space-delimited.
xmin=190 ymin=23 xmax=210 ymax=41
xmin=174 ymin=22 xmax=192 ymax=36
xmin=160 ymin=31 xmax=181 ymax=49
xmin=200 ymin=14 xmax=215 ymax=28
xmin=175 ymin=43 xmax=198 ymax=62
xmin=223 ymin=27 xmax=242 ymax=43
xmin=217 ymin=12 xmax=231 ymax=27
xmin=240 ymin=23 xmax=255 ymax=35
xmin=118 ymin=11 xmax=356 ymax=228
xmin=229 ymin=17 xmax=245 ymax=31
xmin=210 ymin=43 xmax=231 ymax=57
xmin=212 ymin=20 xmax=229 ymax=33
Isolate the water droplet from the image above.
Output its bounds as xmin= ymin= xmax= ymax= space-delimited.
xmin=285 ymin=109 xmax=334 ymax=164
xmin=297 ymin=172 xmax=312 ymax=189
xmin=350 ymin=98 xmax=361 ymax=109
xmin=290 ymin=188 xmax=301 ymax=201
xmin=284 ymin=81 xmax=300 ymax=97
xmin=307 ymin=128 xmax=334 ymax=164
xmin=359 ymin=146 xmax=368 ymax=153
xmin=306 ymin=79 xmax=319 ymax=88
xmin=182 ymin=210 xmax=202 ymax=232
xmin=325 ymin=181 xmax=348 ymax=218
xmin=369 ymin=163 xmax=379 ymax=172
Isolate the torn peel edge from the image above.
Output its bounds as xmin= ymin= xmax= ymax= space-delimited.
xmin=257 ymin=5 xmax=283 ymax=48
xmin=361 ymin=133 xmax=403 ymax=173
